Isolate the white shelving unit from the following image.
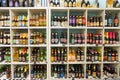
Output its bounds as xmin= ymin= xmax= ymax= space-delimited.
xmin=0 ymin=3 xmax=120 ymax=80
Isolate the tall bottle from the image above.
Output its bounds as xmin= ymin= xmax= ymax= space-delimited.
xmin=86 ymin=0 xmax=90 ymax=8
xmin=23 ymin=0 xmax=29 ymax=7
xmin=81 ymin=0 xmax=86 ymax=8
xmin=114 ymin=13 xmax=119 ymax=27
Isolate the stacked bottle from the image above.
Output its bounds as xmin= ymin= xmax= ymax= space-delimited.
xmin=104 ymin=48 xmax=118 ymax=62
xmin=86 ymin=64 xmax=101 ymax=79
xmin=31 ymin=47 xmax=46 ymax=62
xmin=51 ymin=16 xmax=68 ymax=27
xmin=103 ymin=64 xmax=117 ymax=78
xmin=87 ymin=16 xmax=103 ymax=27
xmin=69 ymin=15 xmax=86 ymax=27
xmin=51 ymin=48 xmax=67 ymax=62
xmin=70 ymin=33 xmax=85 ymax=44
xmin=0 ymin=48 xmax=11 ymax=62
xmin=87 ymin=33 xmax=102 ymax=44
xmin=51 ymin=65 xmax=67 ymax=78
xmin=31 ymin=65 xmax=47 ymax=79
xmin=69 ymin=48 xmax=84 ymax=62
xmin=104 ymin=32 xmax=119 ymax=44
xmin=0 ymin=65 xmax=11 ymax=79
xmin=50 ymin=0 xmax=99 ymax=8
xmin=105 ymin=12 xmax=119 ymax=27
xmin=30 ymin=12 xmax=46 ymax=27
xmin=51 ymin=32 xmax=67 ymax=44
xmin=12 ymin=15 xmax=28 ymax=27
xmin=0 ymin=0 xmax=34 ymax=7
xmin=14 ymin=65 xmax=29 ymax=78
xmin=0 ymin=31 xmax=10 ymax=45
xmin=13 ymin=32 xmax=28 ymax=45
xmin=69 ymin=64 xmax=84 ymax=78
xmin=87 ymin=48 xmax=101 ymax=62
xmin=0 ymin=15 xmax=10 ymax=27
xmin=30 ymin=31 xmax=46 ymax=44
xmin=13 ymin=47 xmax=28 ymax=62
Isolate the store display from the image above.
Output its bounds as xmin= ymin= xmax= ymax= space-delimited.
xmin=51 ymin=16 xmax=68 ymax=27
xmin=103 ymin=64 xmax=117 ymax=78
xmin=0 ymin=31 xmax=10 ymax=45
xmin=51 ymin=32 xmax=67 ymax=44
xmin=105 ymin=12 xmax=119 ymax=27
xmin=87 ymin=33 xmax=102 ymax=44
xmin=0 ymin=0 xmax=34 ymax=7
xmin=69 ymin=15 xmax=86 ymax=27
xmin=70 ymin=33 xmax=85 ymax=44
xmin=69 ymin=64 xmax=84 ymax=78
xmin=31 ymin=65 xmax=47 ymax=79
xmin=12 ymin=15 xmax=28 ymax=27
xmin=13 ymin=32 xmax=28 ymax=45
xmin=69 ymin=48 xmax=84 ymax=62
xmin=51 ymin=65 xmax=67 ymax=78
xmin=0 ymin=65 xmax=11 ymax=79
xmin=50 ymin=0 xmax=99 ymax=8
xmin=0 ymin=47 xmax=11 ymax=62
xmin=51 ymin=48 xmax=67 ymax=62
xmin=14 ymin=65 xmax=29 ymax=78
xmin=30 ymin=12 xmax=46 ymax=27
xmin=30 ymin=31 xmax=46 ymax=44
xmin=13 ymin=47 xmax=28 ymax=62
xmin=87 ymin=16 xmax=103 ymax=27
xmin=0 ymin=0 xmax=120 ymax=79
xmin=0 ymin=15 xmax=10 ymax=27
xmin=104 ymin=32 xmax=119 ymax=44
xmin=86 ymin=64 xmax=101 ymax=79
xmin=31 ymin=47 xmax=46 ymax=62
xmin=87 ymin=48 xmax=101 ymax=62
xmin=104 ymin=48 xmax=118 ymax=62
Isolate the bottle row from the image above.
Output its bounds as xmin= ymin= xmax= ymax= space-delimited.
xmin=0 ymin=0 xmax=47 ymax=7
xmin=0 ymin=0 xmax=120 ymax=8
xmin=0 ymin=9 xmax=120 ymax=27
xmin=0 ymin=29 xmax=119 ymax=45
xmin=51 ymin=10 xmax=119 ymax=27
xmin=0 ymin=47 xmax=119 ymax=63
xmin=0 ymin=64 xmax=119 ymax=79
xmin=50 ymin=0 xmax=120 ymax=8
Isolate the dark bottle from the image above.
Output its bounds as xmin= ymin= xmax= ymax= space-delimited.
xmin=57 ymin=0 xmax=60 ymax=7
xmin=72 ymin=16 xmax=76 ymax=26
xmin=9 ymin=0 xmax=14 ymax=7
xmin=23 ymin=0 xmax=29 ymax=7
xmin=69 ymin=16 xmax=72 ymax=26
xmin=86 ymin=0 xmax=90 ymax=8
xmin=51 ymin=32 xmax=55 ymax=44
xmin=14 ymin=0 xmax=20 ymax=7
xmin=0 ymin=0 xmax=1 ymax=7
xmin=81 ymin=0 xmax=86 ymax=8
xmin=114 ymin=0 xmax=120 ymax=8
xmin=105 ymin=13 xmax=108 ymax=27
xmin=30 ymin=0 xmax=34 ymax=7
xmin=55 ymin=32 xmax=59 ymax=44
xmin=114 ymin=13 xmax=119 ymax=27
xmin=0 ymin=48 xmax=3 ymax=62
xmin=1 ymin=0 xmax=8 ymax=7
